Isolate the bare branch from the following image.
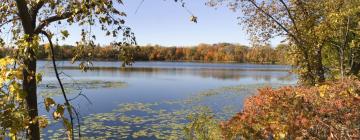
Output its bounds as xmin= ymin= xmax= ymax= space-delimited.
xmin=0 ymin=17 xmax=20 ymax=28
xmin=134 ymin=0 xmax=145 ymax=14
xmin=69 ymin=92 xmax=92 ymax=105
xmin=71 ymin=106 xmax=82 ymax=139
xmin=41 ymin=30 xmax=75 ymax=140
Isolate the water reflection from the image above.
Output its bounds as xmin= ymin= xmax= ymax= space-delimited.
xmin=54 ymin=66 xmax=296 ymax=82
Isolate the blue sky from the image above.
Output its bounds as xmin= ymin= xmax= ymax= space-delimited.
xmin=61 ymin=0 xmax=282 ymax=47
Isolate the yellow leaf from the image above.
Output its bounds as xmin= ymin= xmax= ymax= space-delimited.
xmin=318 ymin=85 xmax=329 ymax=97
xmin=16 ymin=91 xmax=26 ymax=101
xmin=14 ymin=70 xmax=23 ymax=80
xmin=63 ymin=118 xmax=73 ymax=139
xmin=36 ymin=116 xmax=49 ymax=128
xmin=190 ymin=15 xmax=198 ymax=23
xmin=53 ymin=105 xmax=65 ymax=120
xmin=9 ymin=82 xmax=20 ymax=94
xmin=44 ymin=98 xmax=56 ymax=112
xmin=9 ymin=129 xmax=17 ymax=140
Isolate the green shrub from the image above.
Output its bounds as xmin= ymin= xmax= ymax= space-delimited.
xmin=184 ymin=108 xmax=223 ymax=140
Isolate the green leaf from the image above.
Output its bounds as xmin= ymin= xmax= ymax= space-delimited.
xmin=36 ymin=73 xmax=42 ymax=84
xmin=60 ymin=30 xmax=69 ymax=38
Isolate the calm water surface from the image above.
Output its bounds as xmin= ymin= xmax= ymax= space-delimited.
xmin=37 ymin=61 xmax=297 ymax=139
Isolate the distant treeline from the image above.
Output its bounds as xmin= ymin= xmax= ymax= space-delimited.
xmin=0 ymin=43 xmax=289 ymax=64
xmin=136 ymin=43 xmax=289 ymax=64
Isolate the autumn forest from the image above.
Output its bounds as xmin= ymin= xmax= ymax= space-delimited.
xmin=1 ymin=43 xmax=289 ymax=64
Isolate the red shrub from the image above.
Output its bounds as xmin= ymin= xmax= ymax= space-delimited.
xmin=222 ymin=78 xmax=360 ymax=139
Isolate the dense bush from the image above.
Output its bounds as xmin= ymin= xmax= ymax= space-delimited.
xmin=184 ymin=108 xmax=223 ymax=140
xmin=221 ymin=78 xmax=360 ymax=139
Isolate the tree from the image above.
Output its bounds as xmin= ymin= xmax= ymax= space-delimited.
xmin=208 ymin=0 xmax=360 ymax=84
xmin=318 ymin=0 xmax=360 ymax=79
xmin=0 ymin=1 xmax=198 ymax=138
xmin=0 ymin=0 xmax=135 ymax=139
xmin=204 ymin=1 xmax=314 ymax=84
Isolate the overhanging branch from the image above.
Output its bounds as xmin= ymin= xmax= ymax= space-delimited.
xmin=41 ymin=30 xmax=76 ymax=140
xmin=34 ymin=12 xmax=73 ymax=34
xmin=247 ymin=0 xmax=302 ymax=45
xmin=279 ymin=0 xmax=299 ymax=36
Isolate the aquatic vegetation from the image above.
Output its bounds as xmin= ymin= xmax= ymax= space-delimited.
xmin=45 ymin=83 xmax=284 ymax=139
xmin=38 ymin=80 xmax=127 ymax=97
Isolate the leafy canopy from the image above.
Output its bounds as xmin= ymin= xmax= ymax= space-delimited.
xmin=0 ymin=0 xmax=134 ymax=139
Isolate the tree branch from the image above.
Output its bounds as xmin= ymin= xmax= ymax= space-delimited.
xmin=248 ymin=0 xmax=290 ymax=33
xmin=342 ymin=16 xmax=350 ymax=49
xmin=246 ymin=0 xmax=315 ymax=83
xmin=278 ymin=0 xmax=299 ymax=36
xmin=15 ymin=0 xmax=34 ymax=34
xmin=247 ymin=0 xmax=302 ymax=45
xmin=68 ymin=91 xmax=92 ymax=104
xmin=41 ymin=31 xmax=75 ymax=140
xmin=34 ymin=11 xmax=73 ymax=34
xmin=72 ymin=106 xmax=82 ymax=139
xmin=0 ymin=17 xmax=20 ymax=28
xmin=31 ymin=0 xmax=45 ymax=26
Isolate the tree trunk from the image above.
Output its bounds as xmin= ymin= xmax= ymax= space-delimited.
xmin=23 ymin=58 xmax=39 ymax=140
xmin=339 ymin=47 xmax=345 ymax=80
xmin=350 ymin=47 xmax=360 ymax=76
xmin=350 ymin=62 xmax=360 ymax=75
xmin=301 ymin=48 xmax=315 ymax=85
xmin=315 ymin=48 xmax=325 ymax=83
xmin=15 ymin=0 xmax=40 ymax=139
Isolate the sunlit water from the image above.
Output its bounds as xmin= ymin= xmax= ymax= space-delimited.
xmin=37 ymin=61 xmax=297 ymax=139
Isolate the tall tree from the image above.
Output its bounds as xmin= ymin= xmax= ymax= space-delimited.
xmin=208 ymin=0 xmax=360 ymax=84
xmin=0 ymin=0 xmax=197 ymax=139
xmin=318 ymin=0 xmax=360 ymax=78
xmin=0 ymin=0 xmax=134 ymax=139
xmin=206 ymin=0 xmax=359 ymax=85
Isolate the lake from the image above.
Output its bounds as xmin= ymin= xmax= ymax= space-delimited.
xmin=37 ymin=61 xmax=297 ymax=139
